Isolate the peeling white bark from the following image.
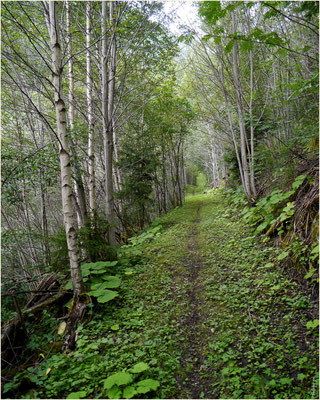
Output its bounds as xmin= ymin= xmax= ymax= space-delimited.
xmin=48 ymin=1 xmax=83 ymax=296
xmin=86 ymin=1 xmax=96 ymax=217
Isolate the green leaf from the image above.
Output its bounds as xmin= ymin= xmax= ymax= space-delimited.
xmin=124 ymin=268 xmax=133 ymax=275
xmin=265 ymin=263 xmax=274 ymax=268
xmin=81 ymin=264 xmax=91 ymax=277
xmin=101 ymin=275 xmax=121 ymax=288
xmin=111 ymin=324 xmax=119 ymax=330
xmin=130 ymin=362 xmax=149 ymax=373
xmin=269 ymin=195 xmax=282 ymax=205
xmin=91 ymin=281 xmax=113 ymax=291
xmin=225 ymin=39 xmax=234 ymax=54
xmin=122 ymin=386 xmax=137 ymax=399
xmin=65 ymin=280 xmax=73 ymax=290
xmin=280 ymin=377 xmax=292 ymax=385
xmin=97 ymin=290 xmax=118 ymax=303
xmin=136 ymin=379 xmax=160 ymax=393
xmin=277 ymin=251 xmax=289 ymax=261
xmin=240 ymin=39 xmax=254 ymax=51
xmin=91 ymin=276 xmax=121 ymax=290
xmin=88 ymin=289 xmax=106 ymax=297
xmin=304 ymin=268 xmax=316 ymax=279
xmin=104 ymin=372 xmax=133 ymax=389
xmin=306 ymin=319 xmax=319 ymax=330
xmin=267 ymin=379 xmax=276 ymax=387
xmin=107 ymin=385 xmax=122 ymax=399
xmin=255 ymin=221 xmax=268 ymax=234
xmin=136 ymin=386 xmax=151 ymax=394
xmin=67 ymin=391 xmax=87 ymax=399
xmin=297 ymin=373 xmax=306 ymax=381
xmin=201 ymin=33 xmax=212 ymax=42
xmin=292 ymin=175 xmax=306 ymax=190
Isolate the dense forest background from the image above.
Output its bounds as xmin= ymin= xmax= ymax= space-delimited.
xmin=1 ymin=1 xmax=319 ymax=399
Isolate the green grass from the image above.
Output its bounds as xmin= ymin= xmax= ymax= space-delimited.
xmin=5 ymin=192 xmax=318 ymax=399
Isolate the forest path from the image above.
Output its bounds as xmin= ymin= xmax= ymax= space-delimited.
xmin=45 ymin=192 xmax=318 ymax=400
xmin=175 ymin=201 xmax=213 ymax=398
xmin=131 ymin=191 xmax=318 ymax=399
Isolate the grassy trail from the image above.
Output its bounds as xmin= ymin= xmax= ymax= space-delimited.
xmin=33 ymin=192 xmax=318 ymax=399
xmin=130 ymin=192 xmax=318 ymax=399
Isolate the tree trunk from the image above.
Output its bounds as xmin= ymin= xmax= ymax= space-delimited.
xmin=220 ymin=65 xmax=246 ymax=190
xmin=102 ymin=1 xmax=117 ymax=247
xmin=248 ymin=48 xmax=257 ymax=198
xmin=231 ymin=12 xmax=252 ymax=200
xmin=86 ymin=1 xmax=96 ymax=218
xmin=48 ymin=1 xmax=83 ymax=297
xmin=38 ymin=92 xmax=51 ymax=265
xmin=66 ymin=1 xmax=88 ymax=228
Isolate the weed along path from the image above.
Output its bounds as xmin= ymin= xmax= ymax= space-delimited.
xmin=120 ymin=192 xmax=318 ymax=399
xmin=38 ymin=192 xmax=318 ymax=399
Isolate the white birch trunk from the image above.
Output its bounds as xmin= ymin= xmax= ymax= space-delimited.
xmin=86 ymin=1 xmax=96 ymax=217
xmin=48 ymin=1 xmax=83 ymax=297
xmin=66 ymin=1 xmax=88 ymax=227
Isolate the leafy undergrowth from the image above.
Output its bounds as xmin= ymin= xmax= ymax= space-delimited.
xmin=3 ymin=192 xmax=319 ymax=399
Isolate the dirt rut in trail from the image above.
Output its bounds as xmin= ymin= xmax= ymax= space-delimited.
xmin=177 ymin=203 xmax=214 ymax=399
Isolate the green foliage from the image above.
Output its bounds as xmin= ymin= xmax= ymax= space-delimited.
xmin=241 ymin=175 xmax=307 ymax=235
xmin=49 ymin=228 xmax=70 ymax=274
xmin=66 ymin=391 xmax=87 ymax=399
xmin=65 ymin=261 xmax=121 ymax=304
xmin=103 ymin=363 xmax=159 ymax=399
xmin=77 ymin=216 xmax=117 ymax=261
xmin=104 ymin=372 xmax=133 ymax=389
xmin=49 ymin=217 xmax=117 ymax=275
xmin=225 ymin=174 xmax=318 ymax=277
xmin=3 ymin=193 xmax=318 ymax=399
xmin=117 ymin=225 xmax=162 ymax=266
xmin=306 ymin=319 xmax=319 ymax=330
xmin=198 ymin=1 xmax=240 ymax=25
xmin=225 ymin=187 xmax=247 ymax=208
xmin=116 ymin=141 xmax=159 ymax=230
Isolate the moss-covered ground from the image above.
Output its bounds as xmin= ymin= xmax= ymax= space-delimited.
xmin=5 ymin=192 xmax=318 ymax=399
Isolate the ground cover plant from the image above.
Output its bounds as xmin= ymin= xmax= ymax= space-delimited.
xmin=3 ymin=192 xmax=318 ymax=399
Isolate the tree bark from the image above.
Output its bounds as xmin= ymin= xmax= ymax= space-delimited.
xmin=86 ymin=1 xmax=96 ymax=217
xmin=48 ymin=1 xmax=83 ymax=297
xmin=219 ymin=63 xmax=246 ymax=190
xmin=231 ymin=12 xmax=252 ymax=200
xmin=66 ymin=1 xmax=88 ymax=228
xmin=102 ymin=1 xmax=117 ymax=246
xmin=248 ymin=48 xmax=257 ymax=198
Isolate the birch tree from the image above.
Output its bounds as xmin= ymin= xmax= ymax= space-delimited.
xmin=86 ymin=1 xmax=96 ymax=217
xmin=47 ymin=1 xmax=84 ymax=297
xmin=66 ymin=1 xmax=88 ymax=228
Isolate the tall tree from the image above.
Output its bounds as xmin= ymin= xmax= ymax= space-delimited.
xmin=86 ymin=1 xmax=96 ymax=218
xmin=102 ymin=1 xmax=117 ymax=246
xmin=47 ymin=1 xmax=84 ymax=297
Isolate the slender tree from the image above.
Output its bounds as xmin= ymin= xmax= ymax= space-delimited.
xmin=47 ymin=1 xmax=84 ymax=297
xmin=86 ymin=1 xmax=96 ymax=217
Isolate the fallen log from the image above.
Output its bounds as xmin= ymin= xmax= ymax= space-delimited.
xmin=1 ymin=291 xmax=68 ymax=365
